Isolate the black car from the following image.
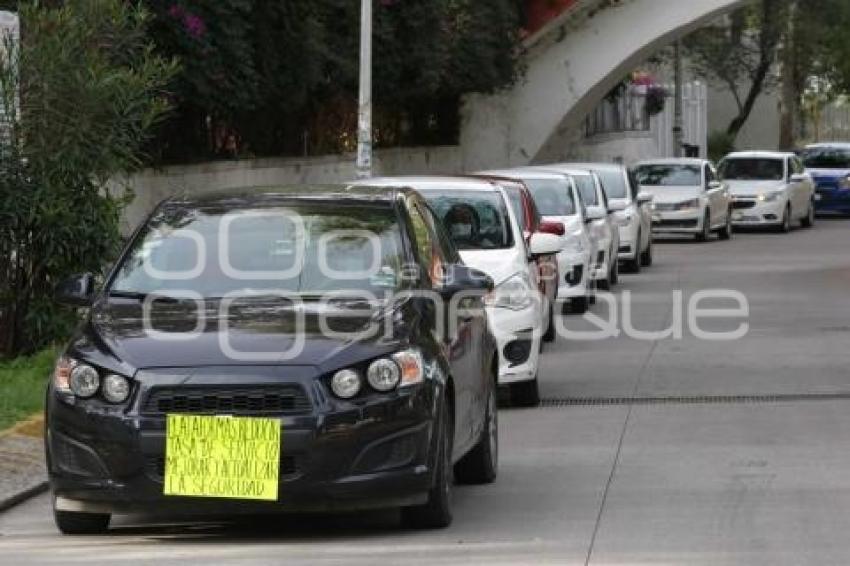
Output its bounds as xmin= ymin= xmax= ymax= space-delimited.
xmin=47 ymin=185 xmax=498 ymax=534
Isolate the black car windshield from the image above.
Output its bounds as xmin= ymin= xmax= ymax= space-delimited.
xmin=524 ymin=179 xmax=576 ymax=216
xmin=592 ymin=169 xmax=628 ymax=199
xmin=802 ymin=147 xmax=850 ymax=169
xmin=425 ymin=190 xmax=514 ymax=250
xmin=719 ymin=158 xmax=784 ymax=181
xmin=109 ymin=204 xmax=406 ymax=298
xmin=635 ymin=164 xmax=702 ymax=187
xmin=571 ymin=175 xmax=599 ymax=206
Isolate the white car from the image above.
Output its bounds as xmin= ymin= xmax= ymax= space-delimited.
xmin=529 ymin=166 xmax=621 ymax=290
xmin=354 ymin=177 xmax=561 ymax=406
xmin=634 ymin=158 xmax=733 ymax=242
xmin=718 ymin=151 xmax=816 ymax=232
xmin=563 ymin=163 xmax=654 ymax=273
xmin=478 ymin=169 xmax=601 ymax=314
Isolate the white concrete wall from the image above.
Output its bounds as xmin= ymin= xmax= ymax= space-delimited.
xmin=459 ymin=0 xmax=747 ymax=168
xmin=117 ymin=146 xmax=462 ymax=233
xmin=707 ymin=81 xmax=781 ymax=151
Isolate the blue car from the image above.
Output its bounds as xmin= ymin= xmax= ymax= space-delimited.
xmin=802 ymin=143 xmax=850 ymax=215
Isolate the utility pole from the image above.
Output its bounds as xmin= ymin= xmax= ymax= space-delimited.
xmin=356 ymin=0 xmax=373 ymax=179
xmin=673 ymin=40 xmax=684 ymax=157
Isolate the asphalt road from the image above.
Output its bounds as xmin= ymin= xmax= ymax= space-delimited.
xmin=3 ymin=218 xmax=850 ymax=565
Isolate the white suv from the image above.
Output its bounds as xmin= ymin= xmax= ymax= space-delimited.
xmin=563 ymin=163 xmax=654 ymax=273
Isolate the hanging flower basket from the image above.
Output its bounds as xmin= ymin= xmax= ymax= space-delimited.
xmin=644 ymin=85 xmax=668 ymax=116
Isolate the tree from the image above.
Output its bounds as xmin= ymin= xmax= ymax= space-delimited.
xmin=683 ymin=0 xmax=787 ymax=141
xmin=143 ymin=0 xmax=523 ymax=161
xmin=0 ymin=0 xmax=177 ymax=356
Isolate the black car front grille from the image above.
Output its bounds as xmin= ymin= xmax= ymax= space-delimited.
xmin=732 ymin=200 xmax=756 ymax=210
xmin=142 ymin=385 xmax=312 ymax=416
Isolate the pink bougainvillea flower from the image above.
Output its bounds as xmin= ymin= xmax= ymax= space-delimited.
xmin=183 ymin=13 xmax=206 ymax=39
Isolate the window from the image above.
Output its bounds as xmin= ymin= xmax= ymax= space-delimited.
xmin=524 ymin=179 xmax=576 ymax=216
xmin=705 ymin=165 xmax=716 ymax=186
xmin=408 ymin=202 xmax=446 ymax=286
xmin=573 ymin=175 xmax=599 ymax=206
xmin=110 ymin=204 xmax=407 ymax=297
xmin=802 ymin=146 xmax=850 ymax=169
xmin=634 ymin=164 xmax=702 ymax=187
xmin=627 ymin=170 xmax=641 ymax=199
xmin=424 ymin=190 xmax=515 ymax=251
xmin=718 ymin=158 xmax=785 ymax=181
xmin=594 ymin=169 xmax=628 ymax=199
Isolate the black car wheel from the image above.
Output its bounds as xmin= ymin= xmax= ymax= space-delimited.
xmin=778 ymin=205 xmax=792 ymax=233
xmin=53 ymin=498 xmax=110 ymax=535
xmin=511 ymin=375 xmax=541 ymax=408
xmin=609 ymin=253 xmax=619 ymax=286
xmin=718 ymin=211 xmax=733 ymax=240
xmin=401 ymin=397 xmax=453 ymax=529
xmin=625 ymin=230 xmax=642 ymax=273
xmin=542 ymin=301 xmax=556 ymax=343
xmin=640 ymin=237 xmax=653 ymax=267
xmin=801 ymin=201 xmax=815 ymax=228
xmin=455 ymin=380 xmax=498 ymax=484
xmin=696 ymin=211 xmax=711 ymax=242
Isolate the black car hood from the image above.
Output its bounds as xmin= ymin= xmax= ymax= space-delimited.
xmin=70 ymin=297 xmax=412 ymax=377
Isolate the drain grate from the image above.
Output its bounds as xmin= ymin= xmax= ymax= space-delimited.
xmin=541 ymin=392 xmax=850 ymax=407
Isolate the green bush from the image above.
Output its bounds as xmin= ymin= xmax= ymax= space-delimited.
xmin=708 ymin=130 xmax=737 ymax=163
xmin=0 ymin=0 xmax=177 ymax=357
xmin=0 ymin=348 xmax=55 ymax=430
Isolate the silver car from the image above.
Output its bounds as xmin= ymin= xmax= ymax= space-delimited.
xmin=633 ymin=158 xmax=733 ymax=242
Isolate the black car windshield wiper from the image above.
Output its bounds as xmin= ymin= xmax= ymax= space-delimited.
xmin=107 ymin=290 xmax=182 ymax=304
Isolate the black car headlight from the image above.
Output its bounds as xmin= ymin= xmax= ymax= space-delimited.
xmin=328 ymin=349 xmax=424 ymax=400
xmin=331 ymin=369 xmax=362 ymax=399
xmin=69 ymin=364 xmax=100 ymax=398
xmin=54 ymin=356 xmax=131 ymax=404
xmin=102 ymin=373 xmax=131 ymax=404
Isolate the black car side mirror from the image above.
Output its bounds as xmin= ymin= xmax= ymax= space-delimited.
xmin=55 ymin=273 xmax=96 ymax=307
xmin=439 ymin=265 xmax=494 ymax=299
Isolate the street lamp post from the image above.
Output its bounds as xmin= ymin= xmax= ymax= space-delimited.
xmin=356 ymin=0 xmax=373 ymax=179
xmin=673 ymin=39 xmax=684 ymax=158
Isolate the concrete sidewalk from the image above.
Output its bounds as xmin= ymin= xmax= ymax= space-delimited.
xmin=0 ymin=416 xmax=47 ymax=512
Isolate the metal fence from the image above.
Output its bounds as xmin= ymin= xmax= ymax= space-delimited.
xmin=584 ymin=81 xmax=708 ymax=158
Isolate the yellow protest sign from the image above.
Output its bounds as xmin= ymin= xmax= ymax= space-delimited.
xmin=163 ymin=414 xmax=281 ymax=501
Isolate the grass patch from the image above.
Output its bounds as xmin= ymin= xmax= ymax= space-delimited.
xmin=0 ymin=349 xmax=55 ymax=432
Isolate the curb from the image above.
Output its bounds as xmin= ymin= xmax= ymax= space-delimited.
xmin=0 ymin=413 xmax=48 ymax=513
xmin=0 ymin=480 xmax=48 ymax=514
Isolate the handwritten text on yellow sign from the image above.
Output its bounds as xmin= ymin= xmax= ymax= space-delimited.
xmin=164 ymin=414 xmax=281 ymax=501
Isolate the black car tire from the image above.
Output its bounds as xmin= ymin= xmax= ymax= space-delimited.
xmin=401 ymin=398 xmax=453 ymax=529
xmin=801 ymin=201 xmax=815 ymax=228
xmin=778 ymin=205 xmax=792 ymax=233
xmin=53 ymin=504 xmax=110 ymax=535
xmin=609 ymin=254 xmax=619 ymax=286
xmin=640 ymin=236 xmax=653 ymax=267
xmin=542 ymin=302 xmax=556 ymax=343
xmin=718 ymin=211 xmax=733 ymax=240
xmin=625 ymin=230 xmax=642 ymax=273
xmin=454 ymin=381 xmax=498 ymax=485
xmin=511 ymin=376 xmax=540 ymax=408
xmin=696 ymin=212 xmax=711 ymax=242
